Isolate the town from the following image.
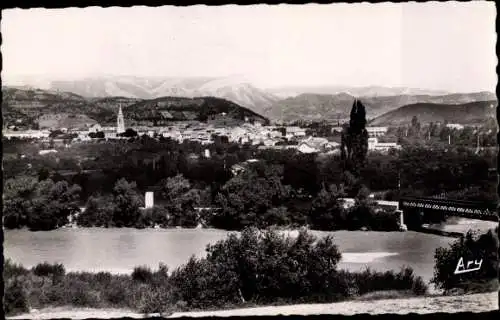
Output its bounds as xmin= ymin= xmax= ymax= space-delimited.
xmin=6 ymin=102 xmax=495 ymax=156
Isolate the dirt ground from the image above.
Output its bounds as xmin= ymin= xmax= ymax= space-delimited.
xmin=7 ymin=291 xmax=497 ymax=319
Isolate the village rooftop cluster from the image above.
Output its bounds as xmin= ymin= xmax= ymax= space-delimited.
xmin=3 ymin=107 xmax=405 ymax=155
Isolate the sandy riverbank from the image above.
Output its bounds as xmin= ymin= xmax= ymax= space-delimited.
xmin=7 ymin=292 xmax=497 ymax=319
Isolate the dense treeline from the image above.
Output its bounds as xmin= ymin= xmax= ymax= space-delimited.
xmin=3 ymin=131 xmax=496 ymax=231
xmin=4 ymin=228 xmax=428 ymax=316
xmin=3 ymin=176 xmax=82 ymax=231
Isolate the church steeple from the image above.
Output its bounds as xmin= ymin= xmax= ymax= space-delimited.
xmin=117 ymin=104 xmax=125 ymax=134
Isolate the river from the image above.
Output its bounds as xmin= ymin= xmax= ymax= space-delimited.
xmin=3 ymin=218 xmax=497 ymax=289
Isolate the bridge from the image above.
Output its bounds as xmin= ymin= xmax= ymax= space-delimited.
xmin=398 ymin=196 xmax=498 ymax=230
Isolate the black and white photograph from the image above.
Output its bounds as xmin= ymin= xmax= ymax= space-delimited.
xmin=2 ymin=2 xmax=498 ymax=318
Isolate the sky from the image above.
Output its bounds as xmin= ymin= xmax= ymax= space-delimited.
xmin=1 ymin=2 xmax=497 ymax=92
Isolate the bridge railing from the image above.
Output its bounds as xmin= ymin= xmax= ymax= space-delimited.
xmin=398 ymin=196 xmax=498 ymax=222
xmin=399 ymin=196 xmax=498 ymax=210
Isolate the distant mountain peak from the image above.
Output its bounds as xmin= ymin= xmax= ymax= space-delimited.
xmin=28 ymin=76 xmax=279 ymax=116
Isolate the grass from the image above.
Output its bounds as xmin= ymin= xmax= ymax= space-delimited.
xmin=353 ymin=290 xmax=417 ymax=301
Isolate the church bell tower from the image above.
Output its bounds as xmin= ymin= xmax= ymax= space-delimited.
xmin=117 ymin=105 xmax=125 ymax=134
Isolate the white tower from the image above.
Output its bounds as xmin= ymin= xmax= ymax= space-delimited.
xmin=117 ymin=105 xmax=125 ymax=134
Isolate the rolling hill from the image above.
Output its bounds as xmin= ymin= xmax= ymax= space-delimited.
xmin=265 ymin=91 xmax=497 ymax=123
xmin=123 ymin=96 xmax=269 ymax=125
xmin=369 ymin=100 xmax=497 ymax=127
xmin=2 ymin=87 xmax=269 ymax=129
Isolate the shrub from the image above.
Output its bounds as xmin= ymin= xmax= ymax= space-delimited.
xmin=137 ymin=286 xmax=173 ymax=316
xmin=32 ymin=262 xmax=65 ymax=278
xmin=431 ymin=228 xmax=499 ymax=292
xmin=4 ymin=277 xmax=30 ymax=315
xmin=351 ymin=267 xmax=427 ymax=296
xmin=66 ymin=278 xmax=101 ymax=307
xmin=132 ymin=266 xmax=154 ymax=283
xmin=4 ymin=259 xmax=29 ymax=279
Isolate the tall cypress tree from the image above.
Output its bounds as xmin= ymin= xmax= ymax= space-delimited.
xmin=341 ymin=99 xmax=368 ymax=174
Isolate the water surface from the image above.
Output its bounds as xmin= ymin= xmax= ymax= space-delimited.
xmin=4 ymin=218 xmax=496 ymax=287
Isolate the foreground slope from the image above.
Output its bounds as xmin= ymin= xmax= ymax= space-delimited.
xmin=6 ymin=292 xmax=497 ymax=318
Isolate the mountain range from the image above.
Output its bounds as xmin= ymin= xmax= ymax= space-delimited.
xmin=2 ymin=75 xmax=497 ymax=128
xmin=6 ymin=75 xmax=492 ymax=119
xmin=5 ymin=75 xmax=279 ymax=115
xmin=267 ymin=85 xmax=451 ymax=99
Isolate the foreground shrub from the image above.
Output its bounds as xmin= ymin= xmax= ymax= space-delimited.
xmin=170 ymin=228 xmax=344 ymax=308
xmin=132 ymin=266 xmax=154 ymax=283
xmin=431 ymin=228 xmax=499 ymax=292
xmin=32 ymin=262 xmax=65 ymax=278
xmin=4 ymin=277 xmax=30 ymax=315
xmin=137 ymin=286 xmax=173 ymax=316
xmin=3 ymin=259 xmax=29 ymax=279
xmin=351 ymin=267 xmax=427 ymax=296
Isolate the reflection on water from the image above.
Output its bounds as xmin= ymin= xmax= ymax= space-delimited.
xmin=4 ymin=219 xmax=496 ymax=285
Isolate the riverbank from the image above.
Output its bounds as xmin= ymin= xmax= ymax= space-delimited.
xmin=3 ymin=229 xmax=430 ymax=317
xmin=7 ymin=291 xmax=497 ymax=319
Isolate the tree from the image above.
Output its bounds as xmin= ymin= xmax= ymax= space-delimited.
xmin=213 ymin=164 xmax=290 ymax=230
xmin=309 ymin=184 xmax=346 ymax=230
xmin=3 ymin=176 xmax=81 ymax=230
xmin=111 ymin=178 xmax=143 ymax=227
xmin=160 ymin=174 xmax=191 ymax=202
xmin=89 ymin=131 xmax=105 ymax=139
xmin=119 ymin=128 xmax=138 ymax=138
xmin=410 ymin=116 xmax=421 ymax=136
xmin=341 ymin=99 xmax=369 ymax=174
xmin=78 ymin=195 xmax=115 ymax=227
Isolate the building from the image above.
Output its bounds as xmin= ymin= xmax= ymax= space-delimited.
xmin=366 ymin=127 xmax=388 ymax=137
xmin=230 ymin=159 xmax=260 ymax=176
xmin=368 ymin=137 xmax=401 ymax=152
xmin=117 ymin=105 xmax=125 ymax=134
xmin=3 ymin=129 xmax=51 ymax=140
xmin=297 ymin=137 xmax=338 ymax=154
xmin=285 ymin=126 xmax=307 ymax=139
xmin=39 ymin=149 xmax=58 ymax=155
xmin=88 ymin=124 xmax=102 ymax=133
xmin=445 ymin=123 xmax=464 ymax=130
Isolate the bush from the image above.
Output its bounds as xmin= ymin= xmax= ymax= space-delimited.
xmin=170 ymin=228 xmax=345 ymax=307
xmin=32 ymin=262 xmax=65 ymax=278
xmin=351 ymin=267 xmax=427 ymax=296
xmin=66 ymin=278 xmax=101 ymax=307
xmin=4 ymin=277 xmax=30 ymax=315
xmin=4 ymin=259 xmax=30 ymax=279
xmin=132 ymin=266 xmax=154 ymax=283
xmin=137 ymin=286 xmax=173 ymax=316
xmin=431 ymin=228 xmax=499 ymax=292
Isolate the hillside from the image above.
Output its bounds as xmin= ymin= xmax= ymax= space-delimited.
xmin=370 ymin=100 xmax=497 ymax=126
xmin=2 ymin=87 xmax=142 ymax=129
xmin=264 ymin=93 xmax=356 ymax=123
xmin=2 ymin=87 xmax=269 ymax=129
xmin=124 ymin=96 xmax=269 ymax=125
xmin=38 ymin=113 xmax=98 ymax=130
xmin=266 ymin=92 xmax=497 ymax=123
